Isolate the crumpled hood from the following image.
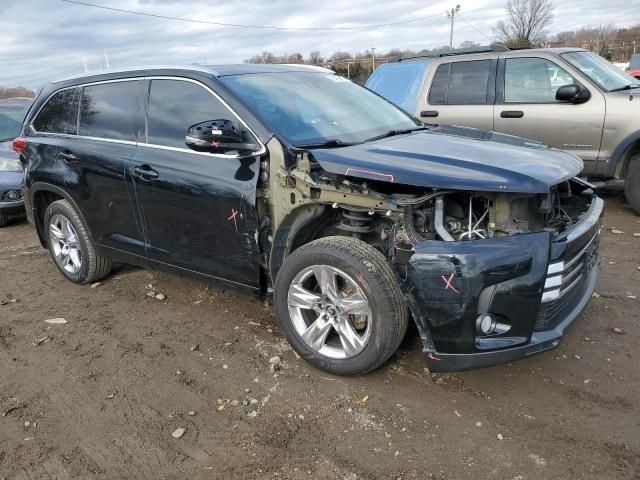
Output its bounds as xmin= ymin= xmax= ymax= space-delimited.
xmin=310 ymin=127 xmax=583 ymax=194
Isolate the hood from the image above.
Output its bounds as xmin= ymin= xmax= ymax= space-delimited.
xmin=310 ymin=126 xmax=583 ymax=194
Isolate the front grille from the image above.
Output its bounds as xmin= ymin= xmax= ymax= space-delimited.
xmin=535 ymin=231 xmax=599 ymax=332
xmin=535 ymin=273 xmax=587 ymax=331
xmin=541 ymin=232 xmax=599 ymax=304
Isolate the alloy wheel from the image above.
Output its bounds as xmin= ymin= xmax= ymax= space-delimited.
xmin=287 ymin=265 xmax=372 ymax=359
xmin=49 ymin=214 xmax=83 ymax=275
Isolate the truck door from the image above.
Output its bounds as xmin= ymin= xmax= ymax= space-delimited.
xmin=493 ymin=56 xmax=606 ymax=173
xmin=417 ymin=59 xmax=496 ymax=130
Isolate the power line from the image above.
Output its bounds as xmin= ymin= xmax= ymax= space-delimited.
xmin=456 ymin=13 xmax=493 ymax=43
xmin=60 ymin=0 xmax=445 ymax=31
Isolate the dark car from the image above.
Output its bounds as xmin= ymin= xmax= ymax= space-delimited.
xmin=16 ymin=65 xmax=602 ymax=374
xmin=0 ymin=97 xmax=32 ymax=226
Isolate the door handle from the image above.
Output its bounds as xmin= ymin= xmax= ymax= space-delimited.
xmin=58 ymin=151 xmax=77 ymax=162
xmin=133 ymin=165 xmax=159 ymax=180
xmin=500 ymin=110 xmax=524 ymax=118
xmin=420 ymin=110 xmax=439 ymax=118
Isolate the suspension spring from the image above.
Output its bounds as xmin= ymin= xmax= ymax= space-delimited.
xmin=336 ymin=206 xmax=374 ymax=238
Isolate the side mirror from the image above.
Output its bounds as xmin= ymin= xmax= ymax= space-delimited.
xmin=185 ymin=119 xmax=258 ymax=155
xmin=555 ymin=84 xmax=590 ymax=104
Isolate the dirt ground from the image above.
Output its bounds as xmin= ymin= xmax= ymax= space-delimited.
xmin=1 ymin=193 xmax=639 ymax=480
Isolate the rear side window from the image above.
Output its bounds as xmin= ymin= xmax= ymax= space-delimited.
xmin=33 ymin=88 xmax=80 ymax=134
xmin=79 ymin=81 xmax=144 ymax=141
xmin=365 ymin=61 xmax=428 ymax=112
xmin=428 ymin=60 xmax=492 ymax=105
xmin=428 ymin=64 xmax=449 ymax=104
xmin=147 ymin=79 xmax=234 ymax=149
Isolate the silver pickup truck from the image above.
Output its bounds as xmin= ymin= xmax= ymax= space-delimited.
xmin=366 ymin=46 xmax=640 ymax=213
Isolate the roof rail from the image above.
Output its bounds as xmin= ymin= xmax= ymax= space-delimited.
xmin=399 ymin=44 xmax=510 ymax=61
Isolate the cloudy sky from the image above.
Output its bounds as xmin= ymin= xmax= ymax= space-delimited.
xmin=2 ymin=0 xmax=639 ymax=90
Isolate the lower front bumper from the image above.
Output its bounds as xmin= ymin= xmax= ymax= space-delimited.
xmin=0 ymin=200 xmax=25 ymax=218
xmin=423 ymin=263 xmax=598 ymax=372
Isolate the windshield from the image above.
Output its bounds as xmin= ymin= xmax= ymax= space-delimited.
xmin=630 ymin=55 xmax=640 ymax=70
xmin=0 ymin=99 xmax=31 ymax=141
xmin=221 ymin=72 xmax=418 ymax=146
xmin=562 ymin=51 xmax=639 ymax=91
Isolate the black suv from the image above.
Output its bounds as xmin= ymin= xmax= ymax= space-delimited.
xmin=17 ymin=65 xmax=602 ymax=374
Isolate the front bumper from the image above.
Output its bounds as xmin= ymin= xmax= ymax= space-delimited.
xmin=400 ymin=196 xmax=603 ymax=372
xmin=0 ymin=199 xmax=25 ymax=219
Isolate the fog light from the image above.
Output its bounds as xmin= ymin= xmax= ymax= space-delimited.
xmin=6 ymin=190 xmax=20 ymax=200
xmin=476 ymin=314 xmax=497 ymax=335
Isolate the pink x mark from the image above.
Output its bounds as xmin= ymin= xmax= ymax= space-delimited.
xmin=228 ymin=208 xmax=239 ymax=233
xmin=440 ymin=272 xmax=460 ymax=294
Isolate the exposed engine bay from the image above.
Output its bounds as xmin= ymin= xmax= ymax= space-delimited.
xmin=261 ymin=151 xmax=596 ymax=271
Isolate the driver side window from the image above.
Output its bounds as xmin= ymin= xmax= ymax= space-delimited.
xmin=504 ymin=58 xmax=576 ymax=103
xmin=147 ymin=79 xmax=238 ymax=149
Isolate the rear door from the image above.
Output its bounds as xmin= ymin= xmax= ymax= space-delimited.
xmin=493 ymin=56 xmax=606 ymax=172
xmin=131 ymin=78 xmax=262 ymax=289
xmin=68 ymin=80 xmax=147 ymax=256
xmin=418 ymin=59 xmax=496 ymax=130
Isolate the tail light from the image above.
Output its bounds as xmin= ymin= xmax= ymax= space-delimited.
xmin=12 ymin=137 xmax=27 ymax=155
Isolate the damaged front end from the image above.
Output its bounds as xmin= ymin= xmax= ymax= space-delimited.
xmin=262 ymin=135 xmax=603 ymax=372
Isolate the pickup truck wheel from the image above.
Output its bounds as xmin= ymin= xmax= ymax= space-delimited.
xmin=44 ymin=199 xmax=112 ymax=284
xmin=625 ymin=155 xmax=640 ymax=215
xmin=274 ymin=236 xmax=408 ymax=375
xmin=0 ymin=216 xmax=8 ymax=228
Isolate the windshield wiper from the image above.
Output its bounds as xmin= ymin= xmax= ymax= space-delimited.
xmin=610 ymin=84 xmax=640 ymax=92
xmin=363 ymin=126 xmax=428 ymax=143
xmin=293 ymin=139 xmax=359 ymax=149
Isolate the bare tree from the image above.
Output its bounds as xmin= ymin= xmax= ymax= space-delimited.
xmin=459 ymin=40 xmax=481 ymax=48
xmin=494 ymin=0 xmax=554 ymax=48
xmin=307 ymin=51 xmax=323 ymax=65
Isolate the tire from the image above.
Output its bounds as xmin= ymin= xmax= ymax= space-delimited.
xmin=624 ymin=155 xmax=640 ymax=215
xmin=44 ymin=199 xmax=112 ymax=284
xmin=274 ymin=236 xmax=408 ymax=375
xmin=0 ymin=216 xmax=7 ymax=228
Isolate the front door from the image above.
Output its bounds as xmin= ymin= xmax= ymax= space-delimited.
xmin=493 ymin=56 xmax=606 ymax=173
xmin=131 ymin=78 xmax=262 ymax=289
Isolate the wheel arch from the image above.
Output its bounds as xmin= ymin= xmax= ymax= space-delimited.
xmin=268 ymin=204 xmax=331 ymax=284
xmin=30 ymin=183 xmax=89 ymax=248
xmin=607 ymin=131 xmax=640 ymax=179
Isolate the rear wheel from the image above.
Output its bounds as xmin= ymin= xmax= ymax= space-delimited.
xmin=274 ymin=236 xmax=408 ymax=375
xmin=44 ymin=199 xmax=112 ymax=284
xmin=625 ymin=154 xmax=640 ymax=215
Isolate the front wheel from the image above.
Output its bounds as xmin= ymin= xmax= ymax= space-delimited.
xmin=625 ymin=155 xmax=640 ymax=215
xmin=274 ymin=236 xmax=408 ymax=375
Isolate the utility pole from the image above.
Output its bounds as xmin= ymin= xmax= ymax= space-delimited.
xmin=103 ymin=50 xmax=111 ymax=70
xmin=446 ymin=5 xmax=460 ymax=48
xmin=371 ymin=47 xmax=376 ymax=71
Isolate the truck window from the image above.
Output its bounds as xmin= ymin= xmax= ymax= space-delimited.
xmin=504 ymin=58 xmax=576 ymax=103
xmin=365 ymin=62 xmax=428 ymax=112
xmin=428 ymin=60 xmax=492 ymax=105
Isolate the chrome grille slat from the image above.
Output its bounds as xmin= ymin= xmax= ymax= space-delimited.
xmin=542 ymin=232 xmax=599 ymax=304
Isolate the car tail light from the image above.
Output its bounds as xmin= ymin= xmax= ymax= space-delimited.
xmin=12 ymin=137 xmax=27 ymax=155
